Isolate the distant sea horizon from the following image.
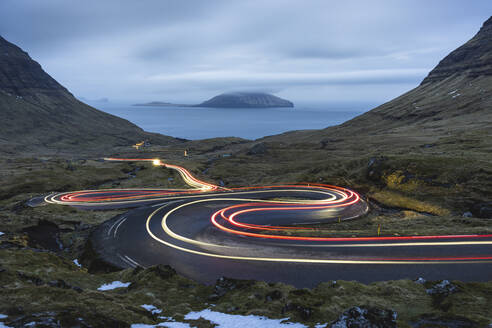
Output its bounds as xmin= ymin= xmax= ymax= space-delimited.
xmin=88 ymin=101 xmax=377 ymax=140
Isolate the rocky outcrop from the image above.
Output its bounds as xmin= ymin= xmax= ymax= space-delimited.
xmin=329 ymin=306 xmax=397 ymax=328
xmin=196 ymin=92 xmax=294 ymax=108
xmin=208 ymin=276 xmax=255 ymax=301
xmin=246 ymin=142 xmax=268 ymax=155
xmin=421 ymin=16 xmax=492 ymax=84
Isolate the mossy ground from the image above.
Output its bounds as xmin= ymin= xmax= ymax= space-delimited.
xmin=1 ymin=248 xmax=491 ymax=327
xmin=260 ymin=211 xmax=492 ymax=238
xmin=0 ymin=144 xmax=490 ymax=326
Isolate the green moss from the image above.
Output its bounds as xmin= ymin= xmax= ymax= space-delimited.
xmin=370 ymin=190 xmax=450 ymax=216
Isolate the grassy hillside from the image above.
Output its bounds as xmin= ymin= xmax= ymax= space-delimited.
xmin=199 ymin=17 xmax=492 ymax=217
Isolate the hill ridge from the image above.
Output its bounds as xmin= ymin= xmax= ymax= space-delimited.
xmin=0 ymin=36 xmax=177 ymax=155
xmin=421 ymin=16 xmax=492 ymax=85
xmin=261 ymin=16 xmax=492 ymax=146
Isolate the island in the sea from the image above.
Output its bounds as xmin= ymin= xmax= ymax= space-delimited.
xmin=134 ymin=92 xmax=294 ymax=108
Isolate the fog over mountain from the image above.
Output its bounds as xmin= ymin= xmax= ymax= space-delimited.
xmin=0 ymin=0 xmax=491 ymax=105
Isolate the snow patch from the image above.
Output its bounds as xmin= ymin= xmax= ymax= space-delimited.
xmin=448 ymin=89 xmax=458 ymax=95
xmin=73 ymin=259 xmax=82 ymax=268
xmin=0 ymin=232 xmax=4 ymax=236
xmin=185 ymin=309 xmax=308 ymax=327
xmin=157 ymin=323 xmax=191 ymax=328
xmin=131 ymin=309 xmax=318 ymax=328
xmin=97 ymin=281 xmax=130 ymax=291
xmin=141 ymin=304 xmax=162 ymax=315
xmin=0 ymin=315 xmax=11 ymax=328
xmin=131 ymin=323 xmax=190 ymax=328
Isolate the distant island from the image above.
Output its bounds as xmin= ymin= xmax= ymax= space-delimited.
xmin=133 ymin=92 xmax=294 ymax=108
xmin=196 ymin=92 xmax=294 ymax=108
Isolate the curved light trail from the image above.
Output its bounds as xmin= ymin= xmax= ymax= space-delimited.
xmin=43 ymin=158 xmax=492 ymax=285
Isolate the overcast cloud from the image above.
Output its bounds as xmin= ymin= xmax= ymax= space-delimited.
xmin=1 ymin=0 xmax=491 ymax=105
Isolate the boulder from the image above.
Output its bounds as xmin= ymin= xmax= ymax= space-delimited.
xmin=329 ymin=306 xmax=397 ymax=328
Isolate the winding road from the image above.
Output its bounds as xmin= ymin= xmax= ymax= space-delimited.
xmin=45 ymin=158 xmax=492 ymax=287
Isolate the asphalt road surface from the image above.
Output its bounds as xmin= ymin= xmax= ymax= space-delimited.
xmin=44 ymin=158 xmax=492 ymax=287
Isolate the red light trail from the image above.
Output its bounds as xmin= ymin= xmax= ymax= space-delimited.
xmin=44 ymin=158 xmax=492 ymax=265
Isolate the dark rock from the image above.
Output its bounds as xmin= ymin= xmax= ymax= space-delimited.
xmin=132 ymin=266 xmax=144 ymax=275
xmin=426 ymin=280 xmax=459 ymax=296
xmin=320 ymin=138 xmax=344 ymax=149
xmin=290 ymin=288 xmax=312 ymax=296
xmin=471 ymin=202 xmax=492 ymax=219
xmin=80 ymin=239 xmax=122 ymax=274
xmin=211 ymin=276 xmax=255 ymax=299
xmin=247 ymin=142 xmax=268 ymax=155
xmin=47 ymin=279 xmax=70 ymax=289
xmin=297 ymin=307 xmax=313 ymax=320
xmin=6 ymin=306 xmax=24 ymax=316
xmin=329 ymin=306 xmax=397 ymax=328
xmin=265 ymin=290 xmax=283 ymax=302
xmin=11 ymin=200 xmax=28 ymax=213
xmin=8 ymin=312 xmax=60 ymax=328
xmin=214 ymin=277 xmax=236 ymax=297
xmin=76 ymin=222 xmax=92 ymax=231
xmin=72 ymin=286 xmax=83 ymax=293
xmin=8 ymin=310 xmax=129 ymax=328
xmin=17 ymin=271 xmax=44 ymax=286
xmin=22 ymin=220 xmax=62 ymax=251
xmin=281 ymin=302 xmax=313 ymax=320
xmin=150 ymin=264 xmax=176 ymax=280
xmin=127 ymin=282 xmax=138 ymax=291
xmin=208 ymin=293 xmax=220 ymax=302
xmin=426 ymin=280 xmax=459 ymax=311
xmin=366 ymin=157 xmax=388 ymax=182
xmin=86 ymin=257 xmax=122 ymax=274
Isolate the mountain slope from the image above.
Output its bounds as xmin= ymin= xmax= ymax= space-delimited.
xmin=421 ymin=16 xmax=492 ymax=84
xmin=207 ymin=17 xmax=492 ymax=216
xmin=0 ymin=36 xmax=177 ymax=155
xmin=263 ymin=17 xmax=492 ymax=145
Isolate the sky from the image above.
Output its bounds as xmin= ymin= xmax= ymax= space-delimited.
xmin=1 ymin=0 xmax=491 ymax=106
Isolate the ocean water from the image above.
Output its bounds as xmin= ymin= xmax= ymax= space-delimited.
xmin=91 ymin=102 xmax=372 ymax=140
